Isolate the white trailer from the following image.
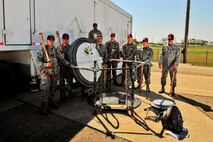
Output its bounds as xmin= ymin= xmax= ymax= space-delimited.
xmin=0 ymin=0 xmax=132 ymax=93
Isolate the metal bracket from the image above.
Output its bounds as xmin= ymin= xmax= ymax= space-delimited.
xmin=2 ymin=29 xmax=7 ymax=35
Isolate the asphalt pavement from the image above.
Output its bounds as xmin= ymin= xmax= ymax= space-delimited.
xmin=0 ymin=62 xmax=213 ymax=142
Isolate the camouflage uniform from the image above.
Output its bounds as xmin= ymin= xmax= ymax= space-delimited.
xmin=96 ymin=43 xmax=108 ymax=89
xmin=121 ymin=42 xmax=137 ymax=83
xmin=158 ymin=43 xmax=181 ymax=87
xmin=96 ymin=43 xmax=108 ymax=64
xmin=88 ymin=29 xmax=102 ymax=42
xmin=105 ymin=40 xmax=120 ymax=84
xmin=37 ymin=45 xmax=70 ymax=103
xmin=136 ymin=46 xmax=153 ymax=85
xmin=57 ymin=44 xmax=73 ymax=97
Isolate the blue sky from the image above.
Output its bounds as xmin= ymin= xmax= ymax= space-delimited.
xmin=111 ymin=0 xmax=213 ymax=43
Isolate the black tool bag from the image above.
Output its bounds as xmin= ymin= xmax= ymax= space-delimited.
xmin=161 ymin=105 xmax=183 ymax=133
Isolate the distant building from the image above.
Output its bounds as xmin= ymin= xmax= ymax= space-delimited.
xmin=181 ymin=38 xmax=208 ymax=45
xmin=207 ymin=41 xmax=213 ymax=46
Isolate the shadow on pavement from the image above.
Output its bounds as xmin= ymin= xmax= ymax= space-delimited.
xmin=0 ymin=104 xmax=85 ymax=142
xmin=135 ymin=89 xmax=175 ymax=103
xmin=11 ymin=82 xmax=192 ymax=141
xmin=176 ymin=95 xmax=213 ymax=112
xmin=95 ymin=110 xmax=163 ymax=139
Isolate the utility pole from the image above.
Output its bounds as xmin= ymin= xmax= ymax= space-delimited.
xmin=183 ymin=0 xmax=191 ymax=63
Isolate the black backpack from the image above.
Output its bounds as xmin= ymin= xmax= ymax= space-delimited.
xmin=161 ymin=105 xmax=183 ymax=133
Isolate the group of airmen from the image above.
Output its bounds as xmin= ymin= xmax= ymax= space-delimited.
xmin=36 ymin=23 xmax=180 ymax=115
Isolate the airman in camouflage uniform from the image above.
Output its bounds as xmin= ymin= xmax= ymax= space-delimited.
xmin=37 ymin=35 xmax=70 ymax=115
xmin=88 ymin=23 xmax=102 ymax=42
xmin=158 ymin=34 xmax=181 ymax=96
xmin=57 ymin=33 xmax=73 ymax=100
xmin=96 ymin=34 xmax=108 ymax=64
xmin=136 ymin=38 xmax=153 ymax=92
xmin=96 ymin=34 xmax=108 ymax=89
xmin=121 ymin=34 xmax=137 ymax=86
xmin=105 ymin=33 xmax=120 ymax=86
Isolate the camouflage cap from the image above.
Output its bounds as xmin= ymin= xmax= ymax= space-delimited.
xmin=97 ymin=34 xmax=102 ymax=38
xmin=142 ymin=38 xmax=148 ymax=42
xmin=110 ymin=33 xmax=115 ymax=37
xmin=168 ymin=34 xmax=174 ymax=40
xmin=127 ymin=34 xmax=132 ymax=38
xmin=62 ymin=33 xmax=69 ymax=39
xmin=47 ymin=35 xmax=55 ymax=40
xmin=93 ymin=23 xmax=98 ymax=27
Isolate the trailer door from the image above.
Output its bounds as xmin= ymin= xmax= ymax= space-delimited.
xmin=3 ymin=0 xmax=31 ymax=45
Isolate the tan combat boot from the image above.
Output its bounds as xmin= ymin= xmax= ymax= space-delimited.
xmin=158 ymin=85 xmax=165 ymax=94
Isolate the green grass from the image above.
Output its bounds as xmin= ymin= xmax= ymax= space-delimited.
xmin=136 ymin=43 xmax=213 ymax=67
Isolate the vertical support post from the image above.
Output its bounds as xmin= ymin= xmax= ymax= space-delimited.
xmin=93 ymin=60 xmax=98 ymax=113
xmin=139 ymin=64 xmax=144 ymax=92
xmin=206 ymin=50 xmax=208 ymax=66
xmin=130 ymin=62 xmax=134 ymax=116
xmin=145 ymin=64 xmax=149 ymax=99
xmin=183 ymin=0 xmax=191 ymax=63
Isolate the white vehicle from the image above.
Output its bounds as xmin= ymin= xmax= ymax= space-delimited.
xmin=0 ymin=0 xmax=132 ymax=93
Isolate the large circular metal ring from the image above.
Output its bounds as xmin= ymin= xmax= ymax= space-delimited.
xmin=68 ymin=37 xmax=102 ymax=88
